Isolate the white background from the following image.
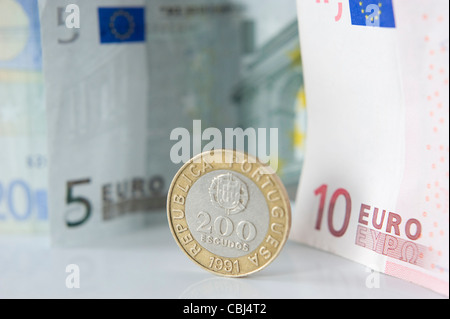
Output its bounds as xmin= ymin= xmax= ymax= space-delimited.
xmin=0 ymin=213 xmax=444 ymax=299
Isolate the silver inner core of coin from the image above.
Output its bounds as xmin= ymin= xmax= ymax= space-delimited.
xmin=185 ymin=169 xmax=269 ymax=258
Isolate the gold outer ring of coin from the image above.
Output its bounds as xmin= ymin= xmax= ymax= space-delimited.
xmin=167 ymin=149 xmax=291 ymax=277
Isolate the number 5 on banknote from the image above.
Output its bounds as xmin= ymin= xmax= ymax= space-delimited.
xmin=57 ymin=6 xmax=80 ymax=44
xmin=65 ymin=179 xmax=91 ymax=227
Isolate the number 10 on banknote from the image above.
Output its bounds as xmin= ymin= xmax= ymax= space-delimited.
xmin=291 ymin=0 xmax=448 ymax=296
xmin=313 ymin=184 xmax=426 ymax=262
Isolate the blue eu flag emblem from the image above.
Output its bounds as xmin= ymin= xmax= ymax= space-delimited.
xmin=349 ymin=0 xmax=395 ymax=28
xmin=98 ymin=7 xmax=145 ymax=43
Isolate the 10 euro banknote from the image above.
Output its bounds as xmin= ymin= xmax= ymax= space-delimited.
xmin=292 ymin=0 xmax=449 ymax=296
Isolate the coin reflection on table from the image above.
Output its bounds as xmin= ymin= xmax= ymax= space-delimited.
xmin=167 ymin=149 xmax=291 ymax=277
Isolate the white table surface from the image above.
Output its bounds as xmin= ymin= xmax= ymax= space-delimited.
xmin=0 ymin=214 xmax=445 ymax=299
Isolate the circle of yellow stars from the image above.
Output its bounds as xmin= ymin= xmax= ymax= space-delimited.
xmin=110 ymin=10 xmax=136 ymax=40
xmin=360 ymin=1 xmax=383 ymax=22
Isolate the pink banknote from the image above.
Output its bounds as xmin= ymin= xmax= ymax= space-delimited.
xmin=292 ymin=0 xmax=448 ymax=296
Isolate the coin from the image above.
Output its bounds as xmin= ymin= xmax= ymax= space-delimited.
xmin=167 ymin=149 xmax=291 ymax=277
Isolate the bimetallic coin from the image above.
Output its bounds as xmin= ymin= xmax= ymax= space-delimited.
xmin=167 ymin=149 xmax=291 ymax=277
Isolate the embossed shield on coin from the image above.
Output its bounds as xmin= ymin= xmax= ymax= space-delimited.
xmin=167 ymin=149 xmax=291 ymax=277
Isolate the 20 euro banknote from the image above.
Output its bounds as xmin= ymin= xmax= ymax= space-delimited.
xmin=0 ymin=0 xmax=47 ymax=233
